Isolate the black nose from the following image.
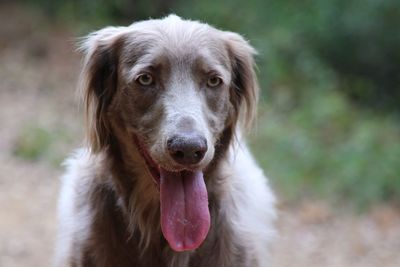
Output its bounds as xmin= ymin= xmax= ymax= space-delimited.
xmin=167 ymin=133 xmax=207 ymax=166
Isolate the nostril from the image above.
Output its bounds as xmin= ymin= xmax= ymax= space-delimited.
xmin=167 ymin=134 xmax=208 ymax=166
xmin=194 ymin=151 xmax=203 ymax=159
xmin=173 ymin=150 xmax=185 ymax=160
xmin=194 ymin=147 xmax=206 ymax=160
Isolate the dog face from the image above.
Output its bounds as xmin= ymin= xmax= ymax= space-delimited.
xmin=80 ymin=15 xmax=259 ymax=251
xmin=81 ymin=15 xmax=258 ymax=171
xmin=117 ymin=26 xmax=233 ymax=172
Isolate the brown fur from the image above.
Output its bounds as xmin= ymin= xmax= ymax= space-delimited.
xmin=56 ymin=15 xmax=275 ymax=267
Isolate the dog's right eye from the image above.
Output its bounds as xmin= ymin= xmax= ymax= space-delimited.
xmin=207 ymin=76 xmax=222 ymax=88
xmin=136 ymin=73 xmax=154 ymax=86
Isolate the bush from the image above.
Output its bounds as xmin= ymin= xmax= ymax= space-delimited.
xmin=250 ymin=90 xmax=400 ymax=208
xmin=303 ymin=0 xmax=400 ymax=112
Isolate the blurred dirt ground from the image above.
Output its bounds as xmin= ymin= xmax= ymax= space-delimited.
xmin=0 ymin=4 xmax=400 ymax=267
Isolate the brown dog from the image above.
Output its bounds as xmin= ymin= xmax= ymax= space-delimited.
xmin=55 ymin=15 xmax=276 ymax=267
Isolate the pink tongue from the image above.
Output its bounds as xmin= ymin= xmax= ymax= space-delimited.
xmin=160 ymin=169 xmax=210 ymax=252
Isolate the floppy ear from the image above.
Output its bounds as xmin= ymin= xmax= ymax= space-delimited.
xmin=79 ymin=27 xmax=125 ymax=153
xmin=224 ymin=32 xmax=259 ymax=131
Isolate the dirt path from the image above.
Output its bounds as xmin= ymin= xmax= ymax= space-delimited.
xmin=271 ymin=202 xmax=400 ymax=267
xmin=0 ymin=5 xmax=399 ymax=267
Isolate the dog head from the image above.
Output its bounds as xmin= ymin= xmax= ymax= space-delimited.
xmin=81 ymin=15 xmax=258 ymax=168
xmin=80 ymin=15 xmax=258 ymax=251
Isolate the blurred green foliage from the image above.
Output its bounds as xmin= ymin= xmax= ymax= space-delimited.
xmin=252 ymin=92 xmax=400 ymax=208
xmin=13 ymin=124 xmax=73 ymax=167
xmin=20 ymin=0 xmax=400 ymax=207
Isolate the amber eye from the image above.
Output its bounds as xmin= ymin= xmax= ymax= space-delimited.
xmin=136 ymin=73 xmax=154 ymax=86
xmin=207 ymin=76 xmax=222 ymax=87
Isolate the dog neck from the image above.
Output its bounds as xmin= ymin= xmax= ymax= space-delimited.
xmin=102 ymin=125 xmax=160 ymax=250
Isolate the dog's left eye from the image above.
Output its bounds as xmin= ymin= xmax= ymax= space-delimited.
xmin=136 ymin=73 xmax=154 ymax=86
xmin=207 ymin=76 xmax=222 ymax=87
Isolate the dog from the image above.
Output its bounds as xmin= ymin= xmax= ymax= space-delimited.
xmin=55 ymin=15 xmax=276 ymax=267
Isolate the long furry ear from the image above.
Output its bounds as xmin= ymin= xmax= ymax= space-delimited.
xmin=224 ymin=32 xmax=259 ymax=131
xmin=78 ymin=27 xmax=126 ymax=153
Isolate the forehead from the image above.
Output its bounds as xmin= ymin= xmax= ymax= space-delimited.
xmin=121 ymin=16 xmax=231 ymax=75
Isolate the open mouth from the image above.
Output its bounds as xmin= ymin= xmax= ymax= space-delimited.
xmin=134 ymin=136 xmax=161 ymax=187
xmin=134 ymin=135 xmax=211 ymax=252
